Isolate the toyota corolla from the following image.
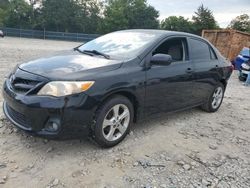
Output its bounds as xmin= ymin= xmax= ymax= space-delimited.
xmin=3 ymin=30 xmax=233 ymax=147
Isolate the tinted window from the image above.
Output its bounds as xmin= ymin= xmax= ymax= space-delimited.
xmin=153 ymin=38 xmax=188 ymax=63
xmin=189 ymin=38 xmax=211 ymax=61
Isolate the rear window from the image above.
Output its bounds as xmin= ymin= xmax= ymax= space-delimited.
xmin=189 ymin=38 xmax=211 ymax=61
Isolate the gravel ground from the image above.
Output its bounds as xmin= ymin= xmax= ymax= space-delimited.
xmin=0 ymin=37 xmax=250 ymax=188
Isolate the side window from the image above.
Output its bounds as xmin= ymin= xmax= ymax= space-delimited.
xmin=153 ymin=38 xmax=188 ymax=63
xmin=189 ymin=38 xmax=211 ymax=61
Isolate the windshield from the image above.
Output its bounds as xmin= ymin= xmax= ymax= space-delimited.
xmin=240 ymin=47 xmax=250 ymax=58
xmin=78 ymin=31 xmax=159 ymax=59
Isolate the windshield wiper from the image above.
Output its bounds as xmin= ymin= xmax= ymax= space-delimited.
xmin=73 ymin=47 xmax=94 ymax=56
xmin=83 ymin=50 xmax=110 ymax=59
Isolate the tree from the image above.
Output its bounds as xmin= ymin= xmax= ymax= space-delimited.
xmin=39 ymin=0 xmax=102 ymax=33
xmin=75 ymin=0 xmax=103 ymax=34
xmin=40 ymin=0 xmax=78 ymax=32
xmin=0 ymin=0 xmax=9 ymax=26
xmin=192 ymin=4 xmax=219 ymax=35
xmin=127 ymin=0 xmax=159 ymax=29
xmin=4 ymin=0 xmax=33 ymax=29
xmin=161 ymin=16 xmax=194 ymax=33
xmin=228 ymin=14 xmax=250 ymax=33
xmin=100 ymin=0 xmax=129 ymax=32
xmin=101 ymin=0 xmax=159 ymax=33
xmin=28 ymin=0 xmax=42 ymax=28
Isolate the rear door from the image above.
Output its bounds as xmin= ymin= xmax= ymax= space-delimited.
xmin=144 ymin=36 xmax=196 ymax=116
xmin=187 ymin=37 xmax=221 ymax=102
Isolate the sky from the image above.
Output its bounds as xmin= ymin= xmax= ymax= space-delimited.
xmin=147 ymin=0 xmax=250 ymax=28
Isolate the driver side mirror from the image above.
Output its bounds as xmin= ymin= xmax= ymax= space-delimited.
xmin=151 ymin=54 xmax=172 ymax=66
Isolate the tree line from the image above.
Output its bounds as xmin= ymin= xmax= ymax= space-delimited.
xmin=0 ymin=0 xmax=249 ymax=35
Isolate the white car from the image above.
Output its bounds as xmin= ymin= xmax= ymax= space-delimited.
xmin=0 ymin=30 xmax=4 ymax=37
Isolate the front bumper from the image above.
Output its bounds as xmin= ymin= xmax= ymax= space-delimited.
xmin=239 ymin=69 xmax=250 ymax=80
xmin=2 ymin=80 xmax=98 ymax=139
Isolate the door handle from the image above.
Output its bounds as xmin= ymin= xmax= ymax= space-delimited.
xmin=186 ymin=68 xmax=194 ymax=73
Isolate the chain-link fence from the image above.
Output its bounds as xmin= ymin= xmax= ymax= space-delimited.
xmin=0 ymin=27 xmax=99 ymax=42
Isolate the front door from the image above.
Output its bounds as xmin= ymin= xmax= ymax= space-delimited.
xmin=144 ymin=37 xmax=196 ymax=116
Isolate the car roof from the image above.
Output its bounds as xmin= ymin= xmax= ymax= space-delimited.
xmin=114 ymin=29 xmax=217 ymax=53
xmin=114 ymin=29 xmax=203 ymax=39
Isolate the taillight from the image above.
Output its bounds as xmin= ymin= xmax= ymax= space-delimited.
xmin=230 ymin=64 xmax=234 ymax=71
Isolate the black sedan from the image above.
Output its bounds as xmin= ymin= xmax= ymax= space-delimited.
xmin=3 ymin=30 xmax=233 ymax=147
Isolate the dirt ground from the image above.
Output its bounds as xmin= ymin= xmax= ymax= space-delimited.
xmin=0 ymin=37 xmax=250 ymax=188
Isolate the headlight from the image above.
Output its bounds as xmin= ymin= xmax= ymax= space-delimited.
xmin=38 ymin=81 xmax=95 ymax=97
xmin=242 ymin=63 xmax=250 ymax=70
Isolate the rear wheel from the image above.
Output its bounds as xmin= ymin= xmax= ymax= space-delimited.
xmin=201 ymin=83 xmax=225 ymax=112
xmin=92 ymin=95 xmax=134 ymax=148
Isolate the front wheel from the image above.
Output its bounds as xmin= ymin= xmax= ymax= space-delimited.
xmin=92 ymin=95 xmax=134 ymax=148
xmin=239 ymin=75 xmax=246 ymax=82
xmin=201 ymin=83 xmax=225 ymax=112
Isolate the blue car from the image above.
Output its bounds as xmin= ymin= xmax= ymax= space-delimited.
xmin=233 ymin=47 xmax=250 ymax=70
xmin=239 ymin=59 xmax=250 ymax=81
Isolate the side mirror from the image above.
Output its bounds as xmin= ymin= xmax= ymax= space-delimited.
xmin=151 ymin=54 xmax=172 ymax=66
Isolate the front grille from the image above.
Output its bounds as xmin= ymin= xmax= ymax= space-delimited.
xmin=10 ymin=76 xmax=41 ymax=94
xmin=6 ymin=104 xmax=31 ymax=128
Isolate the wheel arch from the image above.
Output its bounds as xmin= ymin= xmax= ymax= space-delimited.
xmin=220 ymin=78 xmax=227 ymax=88
xmin=97 ymin=89 xmax=141 ymax=123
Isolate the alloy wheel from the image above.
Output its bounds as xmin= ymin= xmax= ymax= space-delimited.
xmin=211 ymin=87 xmax=223 ymax=109
xmin=102 ymin=104 xmax=130 ymax=141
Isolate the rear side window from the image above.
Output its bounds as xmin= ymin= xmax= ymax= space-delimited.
xmin=189 ymin=38 xmax=211 ymax=61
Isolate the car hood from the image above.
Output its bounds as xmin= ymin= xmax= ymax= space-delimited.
xmin=19 ymin=51 xmax=123 ymax=80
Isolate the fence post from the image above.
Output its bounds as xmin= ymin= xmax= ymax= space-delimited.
xmin=43 ymin=28 xmax=45 ymax=40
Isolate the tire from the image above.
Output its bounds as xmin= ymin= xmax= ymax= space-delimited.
xmin=92 ymin=95 xmax=134 ymax=148
xmin=201 ymin=83 xmax=225 ymax=113
xmin=239 ymin=76 xmax=246 ymax=82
